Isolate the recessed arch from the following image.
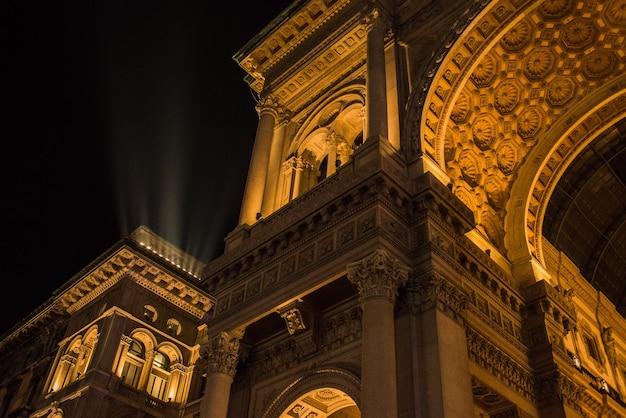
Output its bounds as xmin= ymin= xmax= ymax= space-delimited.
xmin=261 ymin=367 xmax=361 ymax=418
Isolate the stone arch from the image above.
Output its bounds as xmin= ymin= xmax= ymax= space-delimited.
xmin=406 ymin=0 xmax=626 ymax=282
xmin=261 ymin=367 xmax=361 ymax=418
xmin=129 ymin=328 xmax=157 ymax=352
xmin=156 ymin=341 xmax=183 ymax=364
xmin=283 ymin=85 xmax=365 ymax=200
xmin=505 ymin=80 xmax=626 ymax=281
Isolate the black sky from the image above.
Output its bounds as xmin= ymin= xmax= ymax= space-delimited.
xmin=2 ymin=0 xmax=294 ymax=335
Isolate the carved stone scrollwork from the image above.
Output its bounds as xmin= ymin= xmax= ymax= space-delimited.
xmin=404 ymin=272 xmax=467 ymax=324
xmin=277 ymin=302 xmax=307 ymax=335
xmin=346 ymin=249 xmax=409 ymax=305
xmin=201 ymin=330 xmax=243 ymax=377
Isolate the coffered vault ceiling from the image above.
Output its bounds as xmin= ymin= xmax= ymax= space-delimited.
xmin=419 ymin=0 xmax=626 ymax=316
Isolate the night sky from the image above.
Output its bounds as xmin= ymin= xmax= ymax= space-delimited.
xmin=2 ymin=0 xmax=294 ymax=335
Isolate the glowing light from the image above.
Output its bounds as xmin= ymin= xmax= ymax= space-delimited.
xmin=131 ymin=226 xmax=203 ymax=279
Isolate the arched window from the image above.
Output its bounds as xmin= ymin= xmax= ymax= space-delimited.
xmin=48 ymin=326 xmax=99 ymax=393
xmin=113 ymin=332 xmax=188 ymax=403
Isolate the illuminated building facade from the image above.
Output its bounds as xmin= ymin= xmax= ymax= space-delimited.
xmin=1 ymin=0 xmax=625 ymax=417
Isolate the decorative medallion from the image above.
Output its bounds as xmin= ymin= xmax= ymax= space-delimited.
xmin=470 ymin=53 xmax=497 ymax=87
xmin=500 ymin=19 xmax=532 ymax=51
xmin=472 ymin=116 xmax=497 ymax=150
xmin=459 ymin=150 xmax=481 ymax=187
xmin=546 ymin=77 xmax=576 ymax=106
xmin=480 ymin=208 xmax=505 ymax=248
xmin=496 ymin=141 xmax=519 ymax=175
xmin=523 ymin=48 xmax=555 ymax=80
xmin=318 ymin=101 xmax=344 ymax=126
xmin=537 ymin=0 xmax=574 ymax=20
xmin=581 ymin=50 xmax=618 ymax=79
xmin=485 ymin=175 xmax=507 ymax=210
xmin=316 ymin=388 xmax=339 ymax=400
xmin=494 ymin=81 xmax=521 ymax=114
xmin=605 ymin=0 xmax=626 ymax=26
xmin=517 ymin=107 xmax=542 ymax=139
xmin=451 ymin=89 xmax=472 ymax=123
xmin=561 ymin=19 xmax=596 ymax=50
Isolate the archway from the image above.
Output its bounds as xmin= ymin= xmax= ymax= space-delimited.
xmin=262 ymin=368 xmax=361 ymax=418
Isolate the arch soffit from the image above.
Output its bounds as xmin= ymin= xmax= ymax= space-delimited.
xmin=83 ymin=325 xmax=99 ymax=346
xmin=130 ymin=328 xmax=158 ymax=351
xmin=290 ymin=87 xmax=365 ymax=160
xmin=506 ymin=84 xmax=626 ymax=268
xmin=414 ymin=0 xmax=626 ymax=269
xmin=261 ymin=367 xmax=361 ymax=418
xmin=156 ymin=341 xmax=183 ymax=363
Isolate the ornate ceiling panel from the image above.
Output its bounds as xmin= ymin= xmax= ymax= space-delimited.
xmin=419 ymin=0 xmax=626 ymax=308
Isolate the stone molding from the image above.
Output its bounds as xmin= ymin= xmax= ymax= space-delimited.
xmin=466 ymin=327 xmax=535 ymax=403
xmin=54 ymin=248 xmax=213 ymax=319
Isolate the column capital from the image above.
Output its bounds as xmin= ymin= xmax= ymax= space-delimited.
xmin=347 ymin=249 xmax=409 ymax=305
xmin=401 ymin=271 xmax=467 ymax=325
xmin=361 ymin=8 xmax=383 ymax=32
xmin=256 ymin=94 xmax=290 ymax=123
xmin=201 ymin=330 xmax=244 ymax=377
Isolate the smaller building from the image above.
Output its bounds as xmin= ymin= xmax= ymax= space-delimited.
xmin=0 ymin=226 xmax=215 ymax=418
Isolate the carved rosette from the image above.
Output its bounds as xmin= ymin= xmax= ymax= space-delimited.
xmin=404 ymin=273 xmax=467 ymax=324
xmin=347 ymin=249 xmax=409 ymax=305
xmin=202 ymin=331 xmax=242 ymax=377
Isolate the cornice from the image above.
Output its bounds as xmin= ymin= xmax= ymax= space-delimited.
xmin=234 ymin=0 xmax=355 ymax=93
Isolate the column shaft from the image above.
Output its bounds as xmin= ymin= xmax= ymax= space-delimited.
xmin=199 ymin=331 xmax=242 ymax=418
xmin=347 ymin=249 xmax=409 ymax=418
xmin=239 ymin=101 xmax=277 ymax=225
xmin=201 ymin=372 xmax=234 ymax=418
xmin=361 ymin=297 xmax=398 ymax=418
xmin=365 ymin=10 xmax=388 ymax=141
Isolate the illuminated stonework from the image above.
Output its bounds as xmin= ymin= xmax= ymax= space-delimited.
xmin=418 ymin=0 xmax=626 ymax=256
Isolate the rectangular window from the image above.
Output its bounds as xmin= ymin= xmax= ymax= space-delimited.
xmin=121 ymin=362 xmax=141 ymax=387
xmin=583 ymin=334 xmax=601 ymax=362
xmin=147 ymin=373 xmax=168 ymax=400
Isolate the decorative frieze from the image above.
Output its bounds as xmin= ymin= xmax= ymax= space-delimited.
xmin=466 ymin=327 xmax=535 ymax=402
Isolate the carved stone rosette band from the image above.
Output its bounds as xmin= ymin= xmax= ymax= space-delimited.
xmin=347 ymin=249 xmax=409 ymax=305
xmin=203 ymin=331 xmax=242 ymax=377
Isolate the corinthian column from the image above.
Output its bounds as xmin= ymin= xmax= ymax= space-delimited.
xmin=199 ymin=330 xmax=243 ymax=418
xmin=239 ymin=95 xmax=281 ymax=225
xmin=364 ymin=9 xmax=388 ymax=141
xmin=347 ymin=249 xmax=409 ymax=418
